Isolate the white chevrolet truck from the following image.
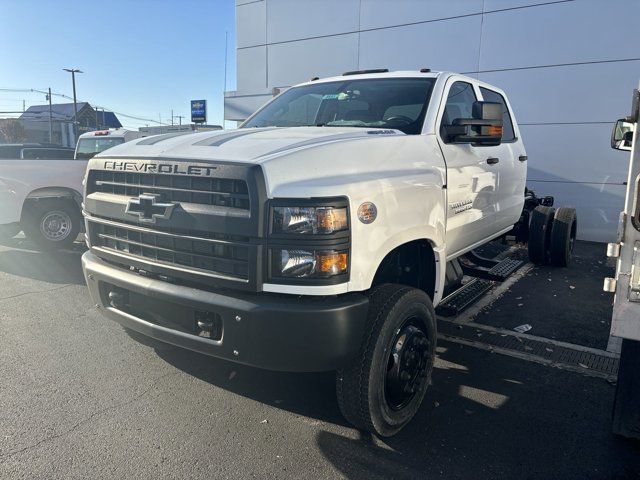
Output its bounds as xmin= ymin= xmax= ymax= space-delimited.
xmin=0 ymin=129 xmax=143 ymax=249
xmin=0 ymin=143 xmax=81 ymax=248
xmin=81 ymin=70 xmax=575 ymax=436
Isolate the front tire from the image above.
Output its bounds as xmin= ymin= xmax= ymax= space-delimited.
xmin=22 ymin=199 xmax=81 ymax=250
xmin=336 ymin=284 xmax=437 ymax=437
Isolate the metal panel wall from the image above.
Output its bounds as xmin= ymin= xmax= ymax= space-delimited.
xmin=268 ymin=34 xmax=359 ymax=86
xmin=359 ymin=0 xmax=483 ymax=29
xmin=236 ymin=0 xmax=266 ymax=48
xmin=479 ymin=0 xmax=640 ymax=70
xmin=266 ymin=0 xmax=360 ymax=43
xmin=236 ymin=46 xmax=267 ymax=91
xmin=228 ymin=0 xmax=640 ymax=241
xmin=359 ymin=16 xmax=482 ymax=73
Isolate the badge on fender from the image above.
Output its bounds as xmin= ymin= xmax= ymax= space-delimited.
xmin=357 ymin=202 xmax=377 ymax=224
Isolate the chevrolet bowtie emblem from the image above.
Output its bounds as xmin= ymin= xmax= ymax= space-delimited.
xmin=125 ymin=193 xmax=176 ymax=223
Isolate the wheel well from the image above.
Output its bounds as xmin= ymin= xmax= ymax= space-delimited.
xmin=26 ymin=186 xmax=81 ymax=202
xmin=21 ymin=190 xmax=81 ymax=223
xmin=372 ymin=240 xmax=436 ymax=300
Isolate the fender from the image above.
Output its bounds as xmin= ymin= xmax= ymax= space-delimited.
xmin=356 ymin=231 xmax=447 ymax=303
xmin=22 ymin=187 xmax=83 ymax=220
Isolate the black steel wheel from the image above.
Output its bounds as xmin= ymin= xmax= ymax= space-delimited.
xmin=384 ymin=321 xmax=431 ymax=411
xmin=528 ymin=205 xmax=555 ymax=265
xmin=336 ymin=284 xmax=436 ymax=437
xmin=549 ymin=207 xmax=577 ymax=267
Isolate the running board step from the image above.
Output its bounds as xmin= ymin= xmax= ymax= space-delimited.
xmin=487 ymin=258 xmax=524 ymax=280
xmin=436 ymin=278 xmax=494 ymax=317
xmin=460 ymin=257 xmax=524 ymax=282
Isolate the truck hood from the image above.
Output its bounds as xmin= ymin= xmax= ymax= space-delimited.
xmin=96 ymin=126 xmax=404 ymax=163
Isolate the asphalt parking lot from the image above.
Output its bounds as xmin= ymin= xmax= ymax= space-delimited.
xmin=0 ymin=238 xmax=638 ymax=479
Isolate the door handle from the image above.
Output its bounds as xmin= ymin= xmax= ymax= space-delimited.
xmin=519 ymin=155 xmax=528 ymax=162
xmin=486 ymin=157 xmax=499 ymax=165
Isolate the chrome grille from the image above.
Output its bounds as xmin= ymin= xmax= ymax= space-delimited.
xmin=88 ymin=170 xmax=250 ymax=210
xmin=90 ymin=218 xmax=250 ymax=281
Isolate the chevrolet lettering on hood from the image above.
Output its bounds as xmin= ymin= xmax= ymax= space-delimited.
xmin=103 ymin=160 xmax=217 ymax=176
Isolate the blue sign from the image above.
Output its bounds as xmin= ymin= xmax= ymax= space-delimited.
xmin=191 ymin=99 xmax=207 ymax=123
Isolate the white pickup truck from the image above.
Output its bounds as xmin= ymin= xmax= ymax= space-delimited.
xmin=0 ymin=129 xmax=144 ymax=249
xmin=81 ymin=70 xmax=575 ymax=436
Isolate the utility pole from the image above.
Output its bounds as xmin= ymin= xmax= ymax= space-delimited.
xmin=63 ymin=68 xmax=83 ymax=141
xmin=171 ymin=108 xmax=174 ymax=126
xmin=175 ymin=115 xmax=184 ymax=126
xmin=223 ymin=30 xmax=228 ymax=129
xmin=22 ymin=100 xmax=25 ymax=112
xmin=46 ymin=88 xmax=53 ymax=143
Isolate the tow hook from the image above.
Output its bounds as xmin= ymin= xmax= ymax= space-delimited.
xmin=195 ymin=311 xmax=222 ymax=339
xmin=108 ymin=290 xmax=127 ymax=308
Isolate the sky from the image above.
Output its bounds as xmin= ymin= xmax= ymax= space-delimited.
xmin=0 ymin=0 xmax=236 ymax=129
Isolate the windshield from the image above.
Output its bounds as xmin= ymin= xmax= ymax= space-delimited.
xmin=75 ymin=137 xmax=125 ymax=159
xmin=242 ymin=77 xmax=436 ymax=135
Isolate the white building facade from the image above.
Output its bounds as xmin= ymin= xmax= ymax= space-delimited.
xmin=225 ymin=0 xmax=640 ymax=242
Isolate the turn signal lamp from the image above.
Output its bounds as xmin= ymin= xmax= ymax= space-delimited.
xmin=273 ymin=249 xmax=349 ymax=278
xmin=487 ymin=125 xmax=503 ymax=137
xmin=317 ymin=251 xmax=348 ymax=275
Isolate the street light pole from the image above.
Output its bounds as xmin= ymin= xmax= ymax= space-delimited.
xmin=47 ymin=87 xmax=53 ymax=143
xmin=63 ymin=68 xmax=82 ymax=142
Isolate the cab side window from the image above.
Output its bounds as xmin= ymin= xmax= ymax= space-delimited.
xmin=479 ymin=87 xmax=516 ymax=142
xmin=440 ymin=81 xmax=477 ymax=142
xmin=21 ymin=148 xmax=74 ymax=160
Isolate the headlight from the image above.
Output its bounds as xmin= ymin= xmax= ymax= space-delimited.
xmin=272 ymin=206 xmax=348 ymax=235
xmin=273 ymin=249 xmax=349 ymax=278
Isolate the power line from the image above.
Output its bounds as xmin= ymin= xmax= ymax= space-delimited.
xmin=0 ymin=87 xmax=171 ymax=126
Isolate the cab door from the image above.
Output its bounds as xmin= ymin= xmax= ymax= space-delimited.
xmin=437 ymin=80 xmax=499 ymax=257
xmin=478 ymin=86 xmax=527 ymax=232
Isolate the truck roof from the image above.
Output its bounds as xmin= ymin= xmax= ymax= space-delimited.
xmin=95 ymin=70 xmax=507 ymax=162
xmin=78 ymin=128 xmax=134 ymax=139
xmin=296 ymin=69 xmax=447 ymax=87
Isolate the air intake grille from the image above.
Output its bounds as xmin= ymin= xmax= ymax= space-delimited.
xmin=91 ymin=220 xmax=249 ymax=281
xmin=88 ymin=170 xmax=250 ymax=210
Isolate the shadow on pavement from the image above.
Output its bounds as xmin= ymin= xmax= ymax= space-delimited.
xmin=0 ymin=238 xmax=86 ymax=285
xmin=474 ymin=241 xmax=615 ymax=350
xmin=128 ymin=328 xmax=639 ymax=479
xmin=315 ymin=342 xmax=640 ymax=479
xmin=124 ymin=328 xmax=348 ymax=427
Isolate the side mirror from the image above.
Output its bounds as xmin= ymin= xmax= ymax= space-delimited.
xmin=611 ymin=118 xmax=635 ymax=151
xmin=444 ymin=101 xmax=503 ymax=146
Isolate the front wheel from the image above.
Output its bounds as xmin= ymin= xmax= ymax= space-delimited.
xmin=336 ymin=284 xmax=437 ymax=437
xmin=22 ymin=199 xmax=81 ymax=250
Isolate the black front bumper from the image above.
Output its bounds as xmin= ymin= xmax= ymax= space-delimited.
xmin=82 ymin=251 xmax=369 ymax=372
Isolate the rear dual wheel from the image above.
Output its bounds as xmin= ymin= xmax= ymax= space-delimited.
xmin=549 ymin=207 xmax=577 ymax=267
xmin=336 ymin=284 xmax=436 ymax=437
xmin=528 ymin=206 xmax=577 ymax=267
xmin=528 ymin=206 xmax=555 ymax=265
